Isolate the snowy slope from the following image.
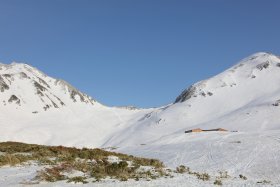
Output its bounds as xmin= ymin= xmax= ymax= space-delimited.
xmin=0 ymin=62 xmax=152 ymax=147
xmin=105 ymin=52 xmax=280 ymax=147
xmin=0 ymin=63 xmax=96 ymax=112
xmin=111 ymin=52 xmax=280 ymax=184
xmin=119 ymin=130 xmax=280 ymax=184
xmin=1 ymin=52 xmax=280 ymax=147
xmin=1 ymin=52 xmax=280 ymax=185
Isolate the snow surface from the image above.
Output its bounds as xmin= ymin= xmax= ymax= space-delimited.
xmin=1 ymin=52 xmax=280 ymax=186
xmin=0 ymin=161 xmax=275 ymax=187
xmin=120 ymin=131 xmax=280 ymax=183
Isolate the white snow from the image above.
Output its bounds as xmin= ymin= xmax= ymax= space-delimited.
xmin=0 ymin=163 xmax=271 ymax=187
xmin=1 ymin=52 xmax=280 ymax=186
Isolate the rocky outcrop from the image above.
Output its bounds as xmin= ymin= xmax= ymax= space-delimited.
xmin=8 ymin=95 xmax=20 ymax=105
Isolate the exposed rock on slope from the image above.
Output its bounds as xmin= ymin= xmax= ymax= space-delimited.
xmin=0 ymin=63 xmax=96 ymax=112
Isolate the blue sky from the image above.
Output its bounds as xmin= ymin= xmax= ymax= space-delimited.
xmin=0 ymin=0 xmax=279 ymax=107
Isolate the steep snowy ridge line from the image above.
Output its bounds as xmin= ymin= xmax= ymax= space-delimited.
xmin=0 ymin=62 xmax=98 ymax=113
xmin=175 ymin=52 xmax=280 ymax=103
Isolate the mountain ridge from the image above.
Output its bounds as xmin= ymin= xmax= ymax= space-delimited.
xmin=0 ymin=52 xmax=280 ymax=148
xmin=0 ymin=62 xmax=98 ymax=113
xmin=175 ymin=52 xmax=280 ymax=103
xmin=1 ymin=52 xmax=279 ymax=111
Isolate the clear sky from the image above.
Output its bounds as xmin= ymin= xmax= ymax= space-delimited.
xmin=0 ymin=0 xmax=279 ymax=108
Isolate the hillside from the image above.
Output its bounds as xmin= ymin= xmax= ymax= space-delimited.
xmin=0 ymin=63 xmax=151 ymax=147
xmin=105 ymin=52 xmax=280 ymax=146
xmin=1 ymin=52 xmax=280 ymax=185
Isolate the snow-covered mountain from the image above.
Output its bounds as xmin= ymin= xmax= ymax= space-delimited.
xmin=0 ymin=63 xmax=96 ymax=113
xmin=104 ymin=52 xmax=280 ymax=147
xmin=0 ymin=62 xmax=153 ymax=147
xmin=1 ymin=52 xmax=280 ymax=147
xmin=1 ymin=52 xmax=280 ymax=184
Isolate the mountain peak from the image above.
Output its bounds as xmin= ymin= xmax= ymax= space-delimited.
xmin=0 ymin=62 xmax=97 ymax=112
xmin=249 ymin=51 xmax=271 ymax=57
xmin=0 ymin=62 xmax=48 ymax=79
xmin=240 ymin=52 xmax=280 ymax=65
xmin=175 ymin=52 xmax=280 ymax=103
xmin=1 ymin=62 xmax=35 ymax=69
xmin=10 ymin=62 xmax=30 ymax=67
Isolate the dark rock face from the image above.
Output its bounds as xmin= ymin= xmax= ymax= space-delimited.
xmin=2 ymin=74 xmax=11 ymax=78
xmin=138 ymin=112 xmax=153 ymax=122
xmin=37 ymin=77 xmax=50 ymax=88
xmin=55 ymin=79 xmax=95 ymax=105
xmin=8 ymin=95 xmax=20 ymax=105
xmin=207 ymin=92 xmax=213 ymax=96
xmin=19 ymin=72 xmax=29 ymax=78
xmin=174 ymin=86 xmax=197 ymax=103
xmin=0 ymin=76 xmax=9 ymax=92
xmin=0 ymin=63 xmax=97 ymax=112
xmin=175 ymin=85 xmax=214 ymax=103
xmin=70 ymin=89 xmax=95 ymax=104
xmin=256 ymin=61 xmax=270 ymax=71
xmin=34 ymin=81 xmax=47 ymax=92
xmin=272 ymin=100 xmax=280 ymax=106
xmin=45 ymin=94 xmax=59 ymax=109
xmin=43 ymin=105 xmax=50 ymax=111
xmin=71 ymin=90 xmax=85 ymax=102
xmin=53 ymin=95 xmax=65 ymax=106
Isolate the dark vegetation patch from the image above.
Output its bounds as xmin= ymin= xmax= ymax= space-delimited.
xmin=0 ymin=142 xmax=165 ymax=183
xmin=175 ymin=165 xmax=210 ymax=181
xmin=67 ymin=176 xmax=88 ymax=184
xmin=257 ymin=180 xmax=271 ymax=184
xmin=1 ymin=142 xmax=260 ymax=185
xmin=239 ymin=174 xmax=247 ymax=180
xmin=0 ymin=142 xmax=163 ymax=167
xmin=214 ymin=179 xmax=222 ymax=185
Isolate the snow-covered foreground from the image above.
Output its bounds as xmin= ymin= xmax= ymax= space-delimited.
xmin=119 ymin=131 xmax=280 ymax=184
xmin=0 ymin=163 xmax=271 ymax=187
xmin=0 ymin=165 xmax=220 ymax=187
xmin=0 ymin=167 xmax=266 ymax=187
xmin=0 ymin=131 xmax=279 ymax=186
